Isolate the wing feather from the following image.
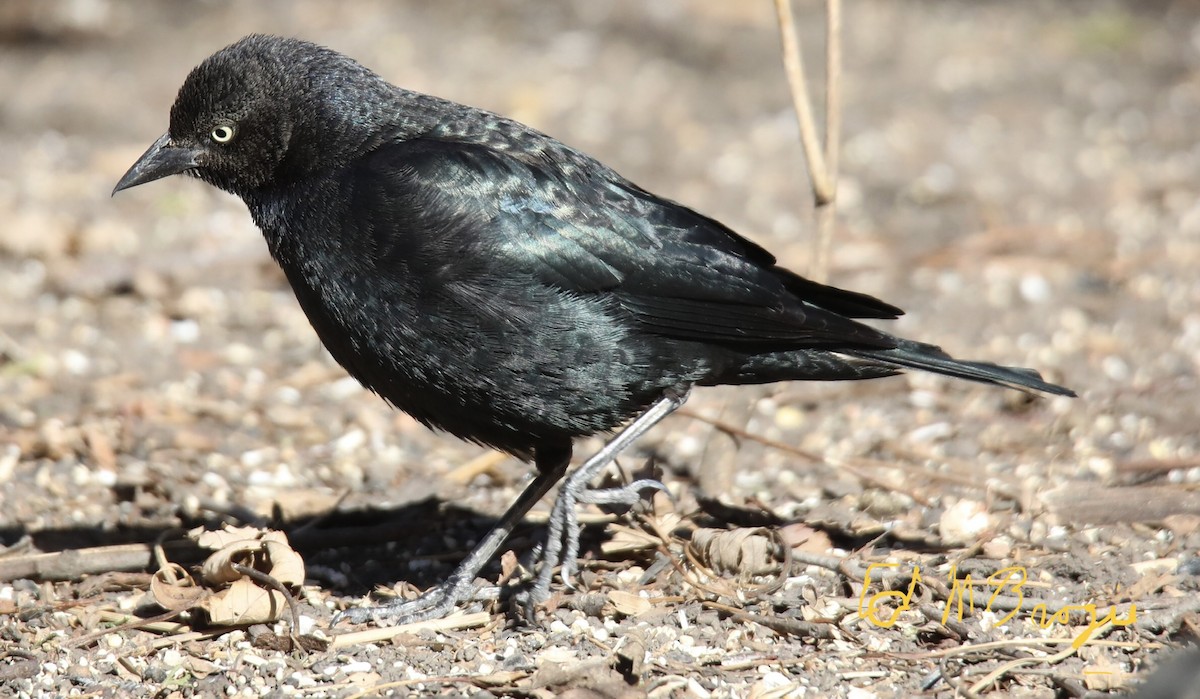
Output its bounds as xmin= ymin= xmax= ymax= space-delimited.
xmin=357 ymin=136 xmax=899 ymax=350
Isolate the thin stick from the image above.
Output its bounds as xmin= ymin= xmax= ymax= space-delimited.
xmin=813 ymin=0 xmax=843 ymax=283
xmin=773 ymin=0 xmax=830 ymax=199
xmin=773 ymin=0 xmax=844 ymax=284
xmin=824 ymin=0 xmax=842 ymax=198
xmin=328 ymin=611 xmax=490 ymax=649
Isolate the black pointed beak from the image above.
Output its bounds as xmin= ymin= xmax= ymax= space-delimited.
xmin=112 ymin=133 xmax=201 ymax=195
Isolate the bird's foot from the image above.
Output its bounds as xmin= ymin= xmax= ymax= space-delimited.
xmin=332 ymin=574 xmax=478 ymax=626
xmin=527 ymin=476 xmax=668 ymax=603
xmin=577 ymin=478 xmax=669 ymax=508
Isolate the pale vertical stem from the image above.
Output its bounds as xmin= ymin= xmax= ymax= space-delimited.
xmin=824 ymin=0 xmax=843 ymax=191
xmin=773 ymin=0 xmax=831 ymax=199
xmin=813 ymin=0 xmax=843 ymax=283
xmin=772 ymin=0 xmax=844 ymax=284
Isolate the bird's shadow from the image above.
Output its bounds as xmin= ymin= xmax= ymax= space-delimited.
xmin=0 ymin=497 xmax=611 ymax=598
xmin=287 ymin=497 xmax=559 ymax=595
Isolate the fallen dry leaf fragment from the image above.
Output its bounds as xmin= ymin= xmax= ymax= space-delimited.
xmin=149 ymin=564 xmax=209 ymax=611
xmin=196 ymin=527 xmax=304 ymax=587
xmin=608 ymin=590 xmax=652 ymax=616
xmin=148 ymin=525 xmax=306 ymax=627
xmin=778 ymin=522 xmax=832 ymax=555
xmin=1162 ymin=514 xmax=1200 ymax=537
xmin=1121 ymin=572 xmax=1179 ymax=602
xmin=601 ymin=523 xmax=663 ymax=556
xmin=689 ymin=527 xmax=783 ymax=577
xmin=202 ymin=577 xmax=288 ymax=625
xmin=191 ymin=524 xmax=273 ymax=550
xmin=1082 ymin=650 xmax=1126 ymax=691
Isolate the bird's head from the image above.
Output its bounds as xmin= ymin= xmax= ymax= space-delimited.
xmin=114 ymin=34 xmax=395 ymax=197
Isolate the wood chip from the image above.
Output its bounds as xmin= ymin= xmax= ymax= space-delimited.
xmin=1041 ymin=485 xmax=1200 ymax=524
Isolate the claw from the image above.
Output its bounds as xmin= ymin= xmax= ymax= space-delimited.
xmin=530 ymin=471 xmax=672 ymax=603
xmin=576 ymin=478 xmax=668 ymax=506
xmin=332 ymin=576 xmax=467 ymax=626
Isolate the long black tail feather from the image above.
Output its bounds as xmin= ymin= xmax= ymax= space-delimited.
xmin=847 ymin=340 xmax=1076 ymax=397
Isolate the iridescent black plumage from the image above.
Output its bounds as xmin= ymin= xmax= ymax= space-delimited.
xmin=115 ymin=35 xmax=1072 ymax=624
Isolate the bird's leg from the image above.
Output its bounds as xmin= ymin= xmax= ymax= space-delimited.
xmin=334 ymin=448 xmax=570 ymax=626
xmin=335 ymin=389 xmax=688 ymax=626
xmin=531 ymin=388 xmax=690 ymax=602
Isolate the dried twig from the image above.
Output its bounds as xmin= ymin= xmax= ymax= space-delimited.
xmin=773 ymin=0 xmax=844 ymax=283
xmin=66 ymin=608 xmax=188 ymax=649
xmin=328 ymin=610 xmax=490 ymax=650
xmin=0 ymin=543 xmax=169 ymax=582
xmin=1041 ymin=484 xmax=1200 ymax=524
xmin=773 ymin=0 xmax=831 ymax=199
xmin=790 ymin=550 xmax=868 ymax=581
xmin=703 ymin=600 xmax=836 ymax=640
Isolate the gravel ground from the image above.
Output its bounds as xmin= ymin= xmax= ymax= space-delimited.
xmin=2 ymin=1 xmax=1199 ymax=697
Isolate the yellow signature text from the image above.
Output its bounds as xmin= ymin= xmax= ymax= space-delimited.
xmin=857 ymin=563 xmax=1136 ymax=649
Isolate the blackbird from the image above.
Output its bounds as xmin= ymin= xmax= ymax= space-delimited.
xmin=114 ymin=34 xmax=1073 ymax=625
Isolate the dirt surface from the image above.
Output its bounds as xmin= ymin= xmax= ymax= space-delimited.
xmin=2 ymin=1 xmax=1198 ymax=697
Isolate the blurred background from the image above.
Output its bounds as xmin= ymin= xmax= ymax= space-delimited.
xmin=0 ymin=0 xmax=1198 ymax=692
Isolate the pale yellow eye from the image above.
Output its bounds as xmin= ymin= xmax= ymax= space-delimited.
xmin=211 ymin=125 xmax=235 ymax=143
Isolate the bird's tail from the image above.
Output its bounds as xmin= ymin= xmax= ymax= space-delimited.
xmin=845 ymin=339 xmax=1076 ymax=397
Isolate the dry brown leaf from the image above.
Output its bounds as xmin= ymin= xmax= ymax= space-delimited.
xmin=150 ymin=525 xmax=308 ymax=626
xmin=650 ymin=490 xmax=676 ymax=516
xmin=82 ymin=423 xmax=117 ymax=472
xmin=600 ymin=524 xmax=662 ymax=556
xmin=150 ymin=565 xmax=209 ymax=611
xmin=184 ymin=656 xmax=220 ymax=678
xmin=191 ymin=524 xmax=272 ymax=550
xmin=1123 ymin=572 xmax=1180 ymax=602
xmin=608 ymin=590 xmax=652 ymax=616
xmin=1082 ymin=651 xmax=1127 ymax=691
xmin=471 ymin=670 xmax=527 ymax=687
xmin=748 ymin=679 xmax=803 ymax=699
xmin=345 ymin=671 xmax=382 ymax=687
xmin=201 ymin=541 xmax=258 ymax=584
xmin=1162 ymin=514 xmax=1200 ymax=537
xmin=500 ymin=549 xmax=519 ymax=580
xmin=445 ymin=450 xmax=508 ymax=485
xmin=778 ymin=522 xmax=832 ymax=554
xmin=200 ymin=577 xmax=287 ymax=625
xmin=261 ymin=539 xmax=305 ymax=587
xmin=197 ymin=528 xmax=303 ymax=587
xmin=689 ymin=527 xmax=782 ymax=577
xmin=649 ymin=511 xmax=682 ymax=534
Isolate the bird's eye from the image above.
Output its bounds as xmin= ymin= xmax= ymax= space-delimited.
xmin=211 ymin=125 xmax=235 ymax=143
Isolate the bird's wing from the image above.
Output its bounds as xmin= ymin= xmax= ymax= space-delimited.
xmin=357 ymin=136 xmax=899 ymax=349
